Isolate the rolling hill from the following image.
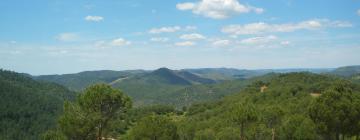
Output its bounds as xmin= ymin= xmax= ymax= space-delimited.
xmin=31 ymin=66 xmax=359 ymax=107
xmin=111 ymin=68 xmax=217 ymax=106
xmin=329 ymin=65 xmax=360 ymax=77
xmin=34 ymin=70 xmax=145 ymax=91
xmin=171 ymin=72 xmax=360 ymax=140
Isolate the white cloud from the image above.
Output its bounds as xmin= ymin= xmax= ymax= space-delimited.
xmin=212 ymin=39 xmax=230 ymax=46
xmin=357 ymin=9 xmax=360 ymax=16
xmin=222 ymin=19 xmax=352 ymax=35
xmin=175 ymin=41 xmax=196 ymax=46
xmin=176 ymin=0 xmax=263 ymax=19
xmin=85 ymin=15 xmax=104 ymax=22
xmin=180 ymin=33 xmax=206 ymax=40
xmin=280 ymin=41 xmax=291 ymax=46
xmin=185 ymin=26 xmax=197 ymax=31
xmin=56 ymin=33 xmax=79 ymax=42
xmin=150 ymin=37 xmax=169 ymax=42
xmin=176 ymin=2 xmax=195 ymax=10
xmin=110 ymin=38 xmax=131 ymax=46
xmin=240 ymin=35 xmax=277 ymax=45
xmin=149 ymin=26 xmax=181 ymax=34
xmin=148 ymin=26 xmax=197 ymax=34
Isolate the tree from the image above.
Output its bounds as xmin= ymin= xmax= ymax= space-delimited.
xmin=126 ymin=114 xmax=179 ymax=140
xmin=309 ymin=82 xmax=360 ymax=140
xmin=279 ymin=114 xmax=317 ymax=140
xmin=228 ymin=103 xmax=258 ymax=140
xmin=263 ymin=106 xmax=284 ymax=140
xmin=215 ymin=127 xmax=240 ymax=140
xmin=58 ymin=84 xmax=132 ymax=140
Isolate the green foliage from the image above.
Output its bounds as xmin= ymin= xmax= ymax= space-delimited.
xmin=125 ymin=114 xmax=179 ymax=140
xmin=279 ymin=114 xmax=317 ymax=140
xmin=159 ymin=72 xmax=360 ymax=140
xmin=0 ymin=69 xmax=74 ymax=140
xmin=41 ymin=130 xmax=66 ymax=140
xmin=57 ymin=84 xmax=132 ymax=140
xmin=309 ymin=81 xmax=360 ymax=139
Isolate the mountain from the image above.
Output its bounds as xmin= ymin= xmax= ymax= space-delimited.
xmin=0 ymin=69 xmax=74 ymax=140
xmin=31 ymin=66 xmax=359 ymax=107
xmin=329 ymin=65 xmax=360 ymax=77
xmin=111 ymin=68 xmax=217 ymax=106
xmin=34 ymin=70 xmax=145 ymax=91
xmin=161 ymin=73 xmax=278 ymax=107
xmin=143 ymin=68 xmax=192 ymax=85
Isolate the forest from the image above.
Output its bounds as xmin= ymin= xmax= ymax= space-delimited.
xmin=1 ymin=67 xmax=360 ymax=140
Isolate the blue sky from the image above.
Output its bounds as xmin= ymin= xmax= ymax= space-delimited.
xmin=1 ymin=0 xmax=360 ymax=75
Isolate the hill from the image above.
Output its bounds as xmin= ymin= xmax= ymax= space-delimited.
xmin=112 ymin=68 xmax=216 ymax=106
xmin=140 ymin=72 xmax=360 ymax=139
xmin=0 ymin=69 xmax=75 ymax=140
xmin=34 ymin=70 xmax=145 ymax=91
xmin=329 ymin=65 xmax=360 ymax=77
xmin=160 ymin=73 xmax=278 ymax=107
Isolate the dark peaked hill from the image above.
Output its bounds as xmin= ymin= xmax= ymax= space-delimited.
xmin=147 ymin=68 xmax=192 ymax=85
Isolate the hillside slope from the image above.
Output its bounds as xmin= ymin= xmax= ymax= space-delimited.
xmin=172 ymin=72 xmax=360 ymax=139
xmin=0 ymin=70 xmax=75 ymax=140
xmin=34 ymin=70 xmax=145 ymax=91
xmin=112 ymin=68 xmax=216 ymax=106
xmin=329 ymin=65 xmax=360 ymax=77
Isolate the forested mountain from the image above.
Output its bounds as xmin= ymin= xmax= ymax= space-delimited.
xmin=112 ymin=68 xmax=217 ymax=106
xmin=32 ymin=66 xmax=358 ymax=107
xmin=329 ymin=65 xmax=360 ymax=77
xmin=34 ymin=70 xmax=146 ymax=91
xmin=0 ymin=69 xmax=75 ymax=140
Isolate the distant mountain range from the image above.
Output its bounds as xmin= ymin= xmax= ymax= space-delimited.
xmin=31 ymin=65 xmax=360 ymax=107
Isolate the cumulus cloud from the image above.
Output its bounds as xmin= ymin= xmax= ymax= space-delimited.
xmin=150 ymin=37 xmax=169 ymax=42
xmin=149 ymin=26 xmax=181 ymax=34
xmin=222 ymin=19 xmax=352 ymax=35
xmin=56 ymin=33 xmax=79 ymax=42
xmin=110 ymin=38 xmax=131 ymax=46
xmin=180 ymin=33 xmax=206 ymax=40
xmin=212 ymin=39 xmax=230 ymax=46
xmin=175 ymin=41 xmax=196 ymax=46
xmin=240 ymin=35 xmax=277 ymax=45
xmin=85 ymin=15 xmax=104 ymax=22
xmin=176 ymin=0 xmax=263 ymax=19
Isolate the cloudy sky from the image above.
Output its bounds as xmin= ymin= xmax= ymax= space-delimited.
xmin=1 ymin=0 xmax=360 ymax=75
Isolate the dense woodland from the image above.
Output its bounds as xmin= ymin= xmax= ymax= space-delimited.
xmin=1 ymin=66 xmax=360 ymax=140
